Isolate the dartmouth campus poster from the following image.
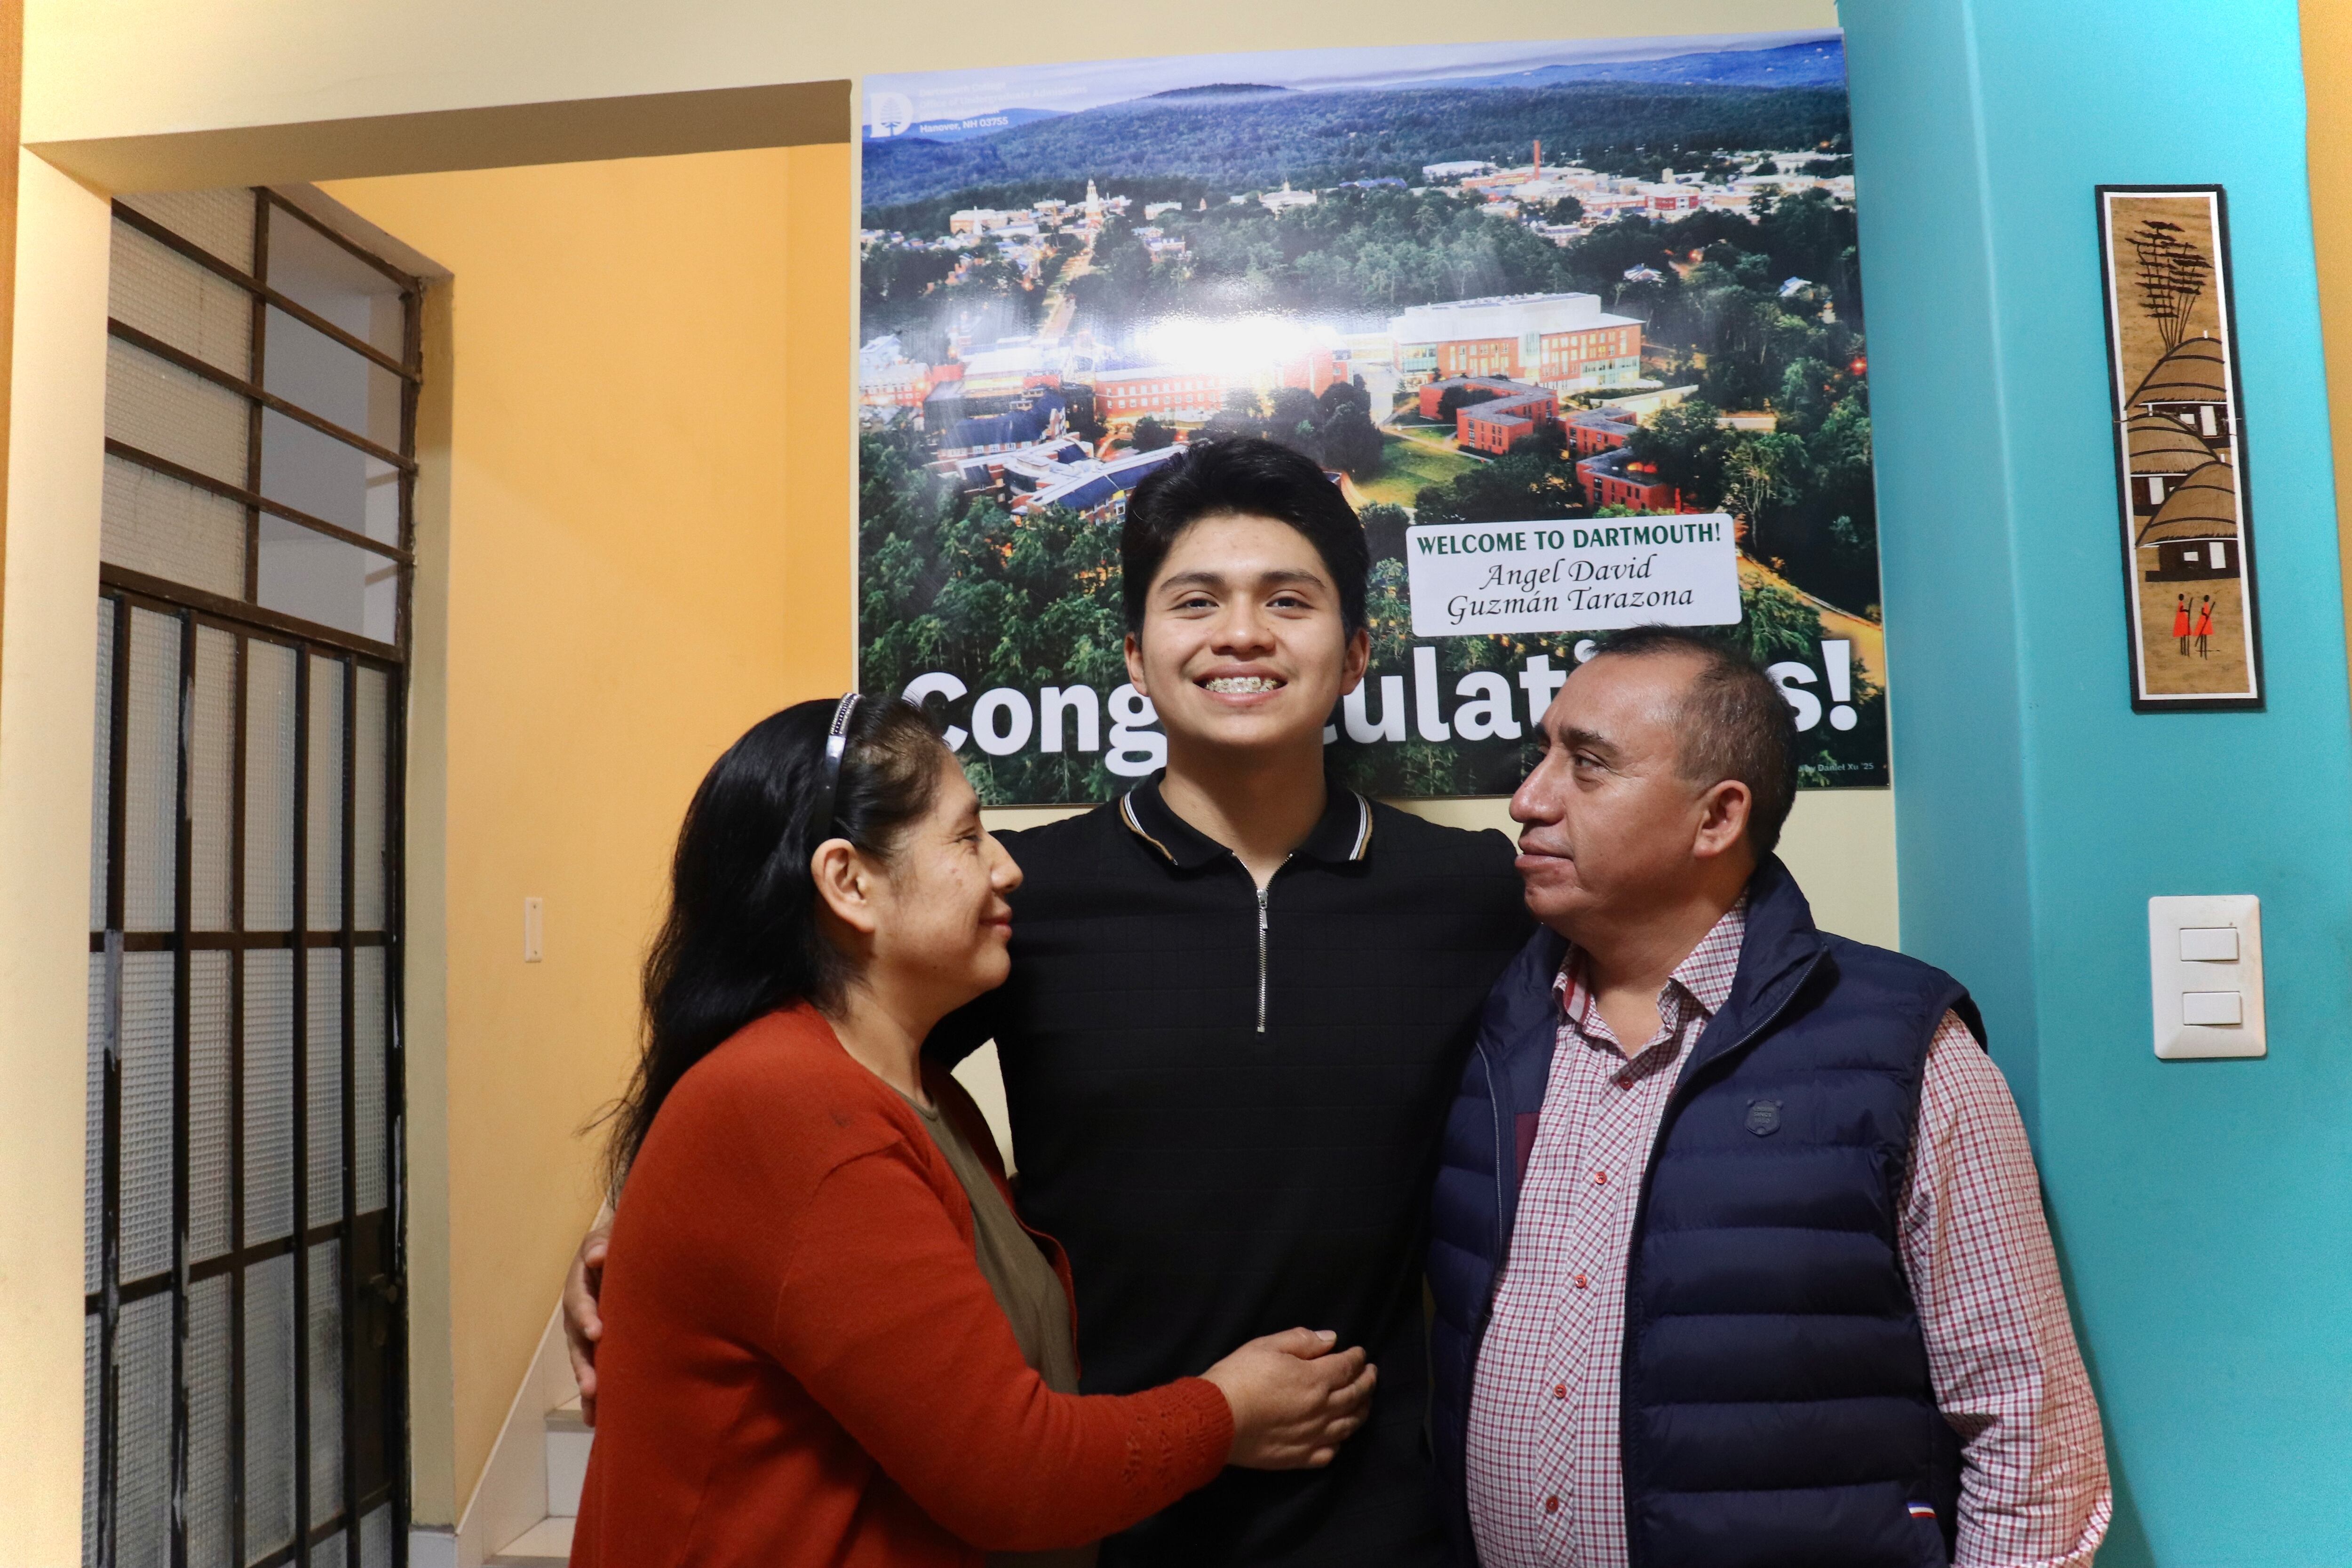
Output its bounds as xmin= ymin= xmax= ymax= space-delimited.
xmin=857 ymin=30 xmax=1889 ymax=803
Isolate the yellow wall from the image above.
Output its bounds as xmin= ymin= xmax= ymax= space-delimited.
xmin=2304 ymin=1 xmax=2352 ymax=673
xmin=25 ymin=1 xmax=1833 ymax=153
xmin=0 ymin=146 xmax=108 ymax=1567
xmin=318 ymin=145 xmax=852 ymax=1520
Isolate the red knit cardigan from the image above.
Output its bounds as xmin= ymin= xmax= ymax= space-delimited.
xmin=570 ymin=1005 xmax=1232 ymax=1567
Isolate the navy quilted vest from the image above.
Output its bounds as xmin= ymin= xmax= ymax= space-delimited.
xmin=1426 ymin=858 xmax=1983 ymax=1568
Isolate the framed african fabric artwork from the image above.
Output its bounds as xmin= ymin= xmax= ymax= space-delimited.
xmin=2097 ymin=184 xmax=2264 ymax=710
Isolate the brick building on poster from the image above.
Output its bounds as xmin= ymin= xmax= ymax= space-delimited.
xmin=1092 ymin=346 xmax=1347 ymax=425
xmin=1389 ymin=292 xmax=1645 ymax=394
xmin=1092 ymin=366 xmax=1224 ymax=422
xmin=1578 ymin=446 xmax=1685 ymax=512
xmin=1565 ymin=405 xmax=1639 ymax=456
xmin=1418 ymin=376 xmax=1561 ymax=454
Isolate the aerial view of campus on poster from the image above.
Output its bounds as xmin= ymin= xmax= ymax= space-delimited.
xmin=857 ymin=32 xmax=1889 ymax=801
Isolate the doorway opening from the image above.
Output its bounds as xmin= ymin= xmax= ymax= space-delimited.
xmin=87 ymin=186 xmax=418 ymax=1568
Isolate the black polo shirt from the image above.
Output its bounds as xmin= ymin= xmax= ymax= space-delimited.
xmin=929 ymin=778 xmax=1532 ymax=1568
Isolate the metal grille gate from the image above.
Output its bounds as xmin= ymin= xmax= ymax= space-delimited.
xmin=86 ymin=188 xmax=415 ymax=1568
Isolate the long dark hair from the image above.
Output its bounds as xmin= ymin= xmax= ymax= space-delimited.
xmin=602 ymin=696 xmax=948 ymax=1187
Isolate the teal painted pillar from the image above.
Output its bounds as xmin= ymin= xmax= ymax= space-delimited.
xmin=1844 ymin=0 xmax=2352 ymax=1560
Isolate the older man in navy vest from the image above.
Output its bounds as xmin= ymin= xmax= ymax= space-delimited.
xmin=1427 ymin=627 xmax=2111 ymax=1568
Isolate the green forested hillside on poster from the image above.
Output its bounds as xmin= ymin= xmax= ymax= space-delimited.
xmin=1057 ymin=186 xmax=1859 ymax=333
xmin=861 ymin=83 xmax=1851 ymax=213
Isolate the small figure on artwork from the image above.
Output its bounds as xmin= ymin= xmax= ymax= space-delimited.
xmin=2196 ymin=595 xmax=2215 ymax=659
xmin=2174 ymin=593 xmax=2191 ymax=654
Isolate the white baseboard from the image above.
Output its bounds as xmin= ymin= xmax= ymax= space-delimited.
xmin=449 ymin=1301 xmax=577 ymax=1567
xmin=407 ymin=1527 xmax=459 ymax=1568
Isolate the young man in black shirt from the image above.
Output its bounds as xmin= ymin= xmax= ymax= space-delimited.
xmin=567 ymin=439 xmax=1532 ymax=1565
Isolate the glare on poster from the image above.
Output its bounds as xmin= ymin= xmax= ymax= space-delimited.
xmin=858 ymin=33 xmax=1892 ymax=801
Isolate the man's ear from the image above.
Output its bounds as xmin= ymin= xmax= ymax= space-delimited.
xmin=1124 ymin=630 xmax=1149 ymax=697
xmin=1691 ymin=779 xmax=1754 ymax=863
xmin=810 ymin=839 xmax=881 ymax=935
xmin=1339 ymin=624 xmax=1371 ymax=696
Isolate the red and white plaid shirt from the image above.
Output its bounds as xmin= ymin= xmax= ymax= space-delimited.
xmin=1465 ymin=903 xmax=2111 ymax=1568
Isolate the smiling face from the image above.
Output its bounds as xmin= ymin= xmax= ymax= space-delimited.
xmin=1510 ymin=650 xmax=1754 ymax=940
xmin=1123 ymin=512 xmax=1370 ymax=764
xmin=862 ymin=752 xmax=1024 ymax=1009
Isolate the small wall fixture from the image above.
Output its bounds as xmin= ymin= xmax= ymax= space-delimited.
xmin=2148 ymin=894 xmax=2263 ymax=1059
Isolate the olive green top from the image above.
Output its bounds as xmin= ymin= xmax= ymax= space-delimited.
xmin=902 ymin=1093 xmax=1096 ymax=1568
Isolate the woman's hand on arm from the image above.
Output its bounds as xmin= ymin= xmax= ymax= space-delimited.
xmin=763 ymin=1144 xmax=1234 ymax=1551
xmin=1200 ymin=1329 xmax=1377 ymax=1470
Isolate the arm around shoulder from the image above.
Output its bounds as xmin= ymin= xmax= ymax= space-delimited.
xmin=924 ymin=986 xmax=1003 ymax=1073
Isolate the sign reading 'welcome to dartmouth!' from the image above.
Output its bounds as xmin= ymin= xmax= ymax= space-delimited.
xmin=1406 ymin=515 xmax=1740 ymax=637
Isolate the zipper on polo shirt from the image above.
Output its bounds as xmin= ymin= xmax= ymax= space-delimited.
xmin=1255 ymin=885 xmax=1271 ymax=1035
xmin=1243 ymin=854 xmax=1292 ymax=1037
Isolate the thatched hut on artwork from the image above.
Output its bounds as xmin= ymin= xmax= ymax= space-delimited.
xmin=2136 ymin=460 xmax=2240 ymax=581
xmin=2123 ymin=412 xmax=2218 ymax=520
xmin=2129 ymin=334 xmax=2234 ymax=457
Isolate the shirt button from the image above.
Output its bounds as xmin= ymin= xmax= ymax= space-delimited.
xmin=1592 ymin=1170 xmax=1609 ymax=1185
xmin=1543 ymin=1496 xmax=1561 ymax=1514
xmin=1573 ymin=1273 xmax=1589 ymax=1289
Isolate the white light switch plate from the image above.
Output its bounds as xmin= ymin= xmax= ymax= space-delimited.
xmin=2148 ymin=895 xmax=2264 ymax=1059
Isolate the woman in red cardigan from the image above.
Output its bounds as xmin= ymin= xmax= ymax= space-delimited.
xmin=572 ymin=695 xmax=1375 ymax=1568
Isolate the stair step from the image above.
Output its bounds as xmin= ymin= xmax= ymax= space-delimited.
xmin=546 ymin=1399 xmax=593 ymax=1519
xmin=487 ymin=1515 xmax=572 ymax=1566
